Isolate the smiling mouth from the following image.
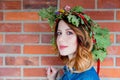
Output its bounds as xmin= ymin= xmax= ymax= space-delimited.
xmin=59 ymin=45 xmax=68 ymax=50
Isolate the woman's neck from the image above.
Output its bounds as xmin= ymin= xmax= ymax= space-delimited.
xmin=68 ymin=54 xmax=74 ymax=60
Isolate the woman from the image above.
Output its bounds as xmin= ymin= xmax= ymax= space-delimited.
xmin=39 ymin=5 xmax=110 ymax=80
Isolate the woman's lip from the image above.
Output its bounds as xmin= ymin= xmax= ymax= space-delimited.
xmin=59 ymin=45 xmax=68 ymax=49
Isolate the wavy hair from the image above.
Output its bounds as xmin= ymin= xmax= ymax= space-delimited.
xmin=54 ymin=19 xmax=94 ymax=72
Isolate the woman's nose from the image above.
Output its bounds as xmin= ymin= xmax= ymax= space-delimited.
xmin=58 ymin=34 xmax=66 ymax=42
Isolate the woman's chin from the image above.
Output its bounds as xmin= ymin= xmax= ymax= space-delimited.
xmin=60 ymin=53 xmax=68 ymax=56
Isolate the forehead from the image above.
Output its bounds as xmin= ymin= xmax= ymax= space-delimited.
xmin=58 ymin=20 xmax=70 ymax=30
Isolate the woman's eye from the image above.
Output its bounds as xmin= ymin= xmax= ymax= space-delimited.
xmin=57 ymin=32 xmax=62 ymax=36
xmin=67 ymin=31 xmax=73 ymax=35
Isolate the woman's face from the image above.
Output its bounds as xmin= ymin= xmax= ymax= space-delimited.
xmin=57 ymin=20 xmax=78 ymax=59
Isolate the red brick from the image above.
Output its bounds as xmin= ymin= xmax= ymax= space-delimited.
xmin=117 ymin=11 xmax=120 ymax=20
xmin=110 ymin=34 xmax=114 ymax=43
xmin=24 ymin=23 xmax=51 ymax=32
xmin=24 ymin=45 xmax=54 ymax=54
xmin=24 ymin=68 xmax=46 ymax=77
xmin=0 ymin=34 xmax=3 ymax=43
xmin=41 ymin=34 xmax=53 ymax=43
xmin=100 ymin=68 xmax=120 ymax=78
xmin=0 ymin=57 xmax=3 ymax=65
xmin=0 ymin=1 xmax=21 ymax=10
xmin=5 ymin=57 xmax=39 ymax=66
xmin=0 ymin=23 xmax=21 ymax=32
xmin=0 ymin=12 xmax=3 ymax=20
xmin=5 ymin=12 xmax=39 ymax=21
xmin=98 ymin=22 xmax=120 ymax=32
xmin=98 ymin=0 xmax=120 ymax=9
xmin=85 ymin=11 xmax=114 ymax=20
xmin=0 ymin=68 xmax=20 ymax=76
xmin=41 ymin=56 xmax=64 ymax=66
xmin=6 ymin=79 xmax=21 ymax=80
xmin=0 ymin=45 xmax=21 ymax=54
xmin=107 ymin=46 xmax=120 ymax=55
xmin=116 ymin=34 xmax=120 ymax=43
xmin=60 ymin=0 xmax=95 ymax=9
xmin=23 ymin=0 xmax=57 ymax=9
xmin=116 ymin=57 xmax=120 ymax=66
xmin=5 ymin=34 xmax=39 ymax=43
xmin=94 ymin=58 xmax=114 ymax=66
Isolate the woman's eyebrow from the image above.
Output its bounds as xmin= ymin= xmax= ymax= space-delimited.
xmin=57 ymin=28 xmax=72 ymax=31
xmin=66 ymin=28 xmax=73 ymax=31
xmin=57 ymin=29 xmax=61 ymax=31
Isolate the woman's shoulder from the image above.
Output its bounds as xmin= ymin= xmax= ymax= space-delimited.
xmin=77 ymin=67 xmax=100 ymax=80
xmin=83 ymin=67 xmax=97 ymax=74
xmin=60 ymin=66 xmax=100 ymax=80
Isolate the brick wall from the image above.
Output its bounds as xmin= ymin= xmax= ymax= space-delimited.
xmin=0 ymin=0 xmax=120 ymax=80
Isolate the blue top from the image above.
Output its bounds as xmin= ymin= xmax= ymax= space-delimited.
xmin=59 ymin=66 xmax=100 ymax=80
